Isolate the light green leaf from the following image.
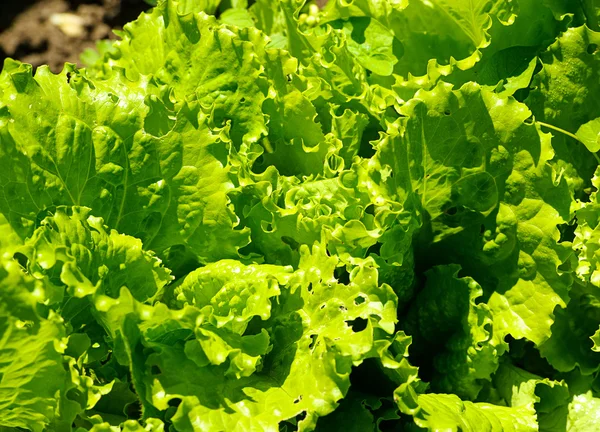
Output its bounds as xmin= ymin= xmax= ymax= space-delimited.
xmin=525 ymin=25 xmax=600 ymax=197
xmin=220 ymin=8 xmax=256 ymax=28
xmin=0 ymin=259 xmax=66 ymax=432
xmin=574 ymin=168 xmax=600 ymax=287
xmin=576 ymin=118 xmax=600 ymax=153
xmin=21 ymin=206 xmax=172 ymax=302
xmin=87 ymin=419 xmax=165 ymax=432
xmin=366 ymin=82 xmax=573 ymax=346
xmin=592 ymin=327 xmax=600 ymax=351
xmin=567 ymin=392 xmax=600 ymax=431
xmin=405 ymin=393 xmax=538 ymax=432
xmin=95 ymin=244 xmax=400 ymax=431
xmin=99 ymin=2 xmax=270 ymax=146
xmin=527 ymin=26 xmax=600 ymax=136
xmin=322 ymin=0 xmax=517 ymax=76
xmin=0 ymin=60 xmax=251 ymax=263
xmin=367 ymin=83 xmax=527 ymax=241
xmin=396 ymin=363 xmax=570 ymax=432
xmin=171 ymin=259 xmax=293 ymax=330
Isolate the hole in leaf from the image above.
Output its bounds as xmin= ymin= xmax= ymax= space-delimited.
xmin=354 ymin=296 xmax=366 ymax=305
xmin=365 ymin=204 xmax=375 ymax=215
xmin=558 ymin=222 xmax=576 ymax=243
xmin=151 ymin=365 xmax=161 ymax=375
xmin=347 ymin=317 xmax=368 ymax=332
xmin=444 ymin=109 xmax=451 ymax=116
xmin=309 ymin=334 xmax=317 ymax=349
xmin=294 ymin=395 xmax=303 ymax=404
xmin=366 ymin=242 xmax=382 ymax=257
xmin=13 ymin=252 xmax=28 ymax=269
xmin=168 ymin=398 xmax=182 ymax=408
xmin=335 ymin=267 xmax=350 ymax=284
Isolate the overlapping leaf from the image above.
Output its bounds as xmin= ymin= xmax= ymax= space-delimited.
xmin=1 ymin=0 xmax=600 ymax=430
xmin=95 ymin=244 xmax=401 ymax=431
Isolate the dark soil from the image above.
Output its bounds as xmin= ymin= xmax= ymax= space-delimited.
xmin=0 ymin=0 xmax=149 ymax=72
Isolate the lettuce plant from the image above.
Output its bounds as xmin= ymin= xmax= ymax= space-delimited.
xmin=0 ymin=0 xmax=599 ymax=430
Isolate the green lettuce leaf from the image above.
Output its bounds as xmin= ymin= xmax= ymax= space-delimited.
xmin=402 ymin=264 xmax=498 ymax=400
xmin=0 ymin=258 xmax=66 ymax=431
xmin=539 ymin=280 xmax=600 ymax=374
xmin=593 ymin=327 xmax=600 ymax=352
xmin=322 ymin=0 xmax=516 ymax=77
xmin=0 ymin=59 xmax=250 ymax=263
xmin=95 ymin=244 xmax=401 ymax=431
xmin=1 ymin=0 xmax=599 ymax=430
xmin=526 ymin=25 xmax=600 ymax=195
xmin=20 ymin=206 xmax=172 ymax=303
xmin=567 ymin=392 xmax=600 ymax=431
xmin=576 ymin=118 xmax=600 ymax=153
xmin=396 ymin=363 xmax=570 ymax=432
xmin=85 ymin=418 xmax=165 ymax=432
xmin=362 ymin=81 xmax=573 ymax=347
xmin=527 ymin=25 xmax=600 ymax=132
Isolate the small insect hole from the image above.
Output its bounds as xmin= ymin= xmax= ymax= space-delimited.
xmin=347 ymin=317 xmax=368 ymax=332
xmin=354 ymin=296 xmax=365 ymax=305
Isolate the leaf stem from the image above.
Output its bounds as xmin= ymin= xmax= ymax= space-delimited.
xmin=537 ymin=120 xmax=600 ymax=164
xmin=537 ymin=121 xmax=581 ymax=142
